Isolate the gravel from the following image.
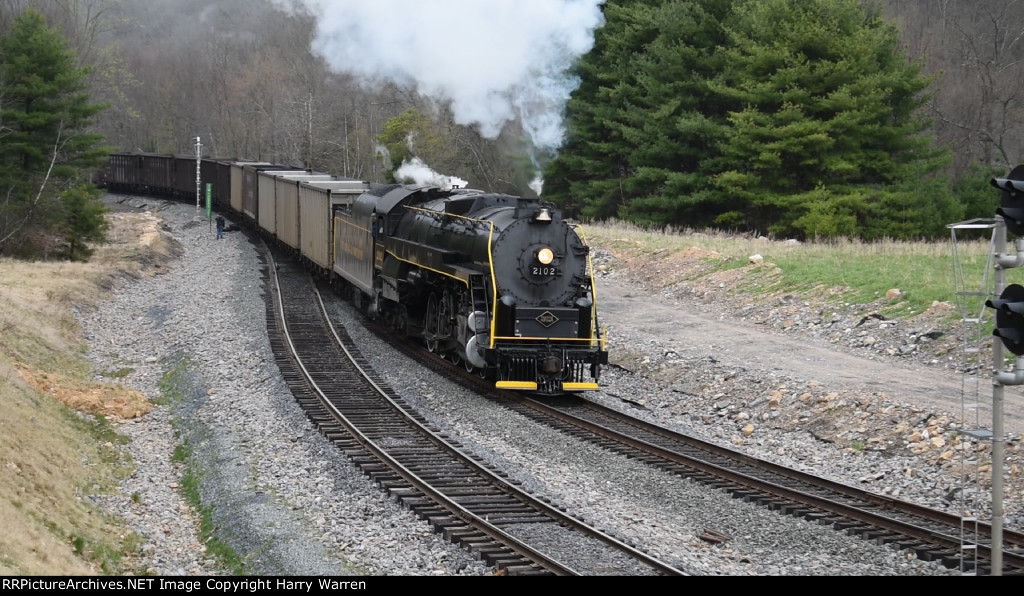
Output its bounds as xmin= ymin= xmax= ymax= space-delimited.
xmin=78 ymin=196 xmax=1010 ymax=575
xmin=80 ymin=198 xmax=489 ymax=576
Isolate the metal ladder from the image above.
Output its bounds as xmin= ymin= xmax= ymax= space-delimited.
xmin=948 ymin=218 xmax=997 ymax=575
xmin=469 ymin=274 xmax=490 ymax=316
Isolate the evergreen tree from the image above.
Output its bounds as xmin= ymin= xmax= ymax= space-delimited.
xmin=0 ymin=8 xmax=110 ymax=258
xmin=711 ymin=0 xmax=954 ymax=238
xmin=57 ymin=184 xmax=109 ymax=261
xmin=545 ymin=0 xmax=955 ymax=239
xmin=954 ymin=162 xmax=1005 ymax=222
xmin=544 ymin=0 xmax=679 ymax=220
xmin=378 ymin=108 xmax=446 ymax=178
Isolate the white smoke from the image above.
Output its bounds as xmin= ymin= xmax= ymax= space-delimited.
xmin=271 ymin=0 xmax=606 ymax=152
xmin=396 ymin=157 xmax=468 ymax=191
xmin=529 ymin=174 xmax=544 ymax=196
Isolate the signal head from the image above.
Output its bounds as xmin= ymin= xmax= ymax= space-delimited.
xmin=994 ymin=165 xmax=1024 ymax=236
xmin=987 ymin=283 xmax=1024 ymax=356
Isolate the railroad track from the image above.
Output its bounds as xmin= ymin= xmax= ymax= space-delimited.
xmin=521 ymin=395 xmax=1024 ymax=575
xmin=263 ymin=249 xmax=685 ymax=576
xmin=387 ymin=331 xmax=1024 ymax=576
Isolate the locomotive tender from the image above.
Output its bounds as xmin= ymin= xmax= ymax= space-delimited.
xmin=105 ymin=152 xmax=608 ymax=395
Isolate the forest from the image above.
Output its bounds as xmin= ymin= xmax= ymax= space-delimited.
xmin=0 ymin=0 xmax=1022 ymax=254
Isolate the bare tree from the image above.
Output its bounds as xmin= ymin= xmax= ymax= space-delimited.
xmin=879 ymin=0 xmax=1024 ymax=174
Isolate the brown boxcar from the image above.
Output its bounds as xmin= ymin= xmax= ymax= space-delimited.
xmin=107 ymin=153 xmax=140 ymax=191
xmin=171 ymin=156 xmax=195 ymax=200
xmin=213 ymin=160 xmax=234 ymax=211
xmin=139 ymin=154 xmax=174 ymax=193
xmin=199 ymin=159 xmax=228 ymax=210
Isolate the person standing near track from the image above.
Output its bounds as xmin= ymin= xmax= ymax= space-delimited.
xmin=215 ymin=215 xmax=225 ymax=239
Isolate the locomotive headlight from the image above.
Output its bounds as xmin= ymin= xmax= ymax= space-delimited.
xmin=537 ymin=247 xmax=554 ymax=265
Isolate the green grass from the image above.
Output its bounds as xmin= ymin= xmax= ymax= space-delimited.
xmin=176 ymin=443 xmax=248 ymax=575
xmin=171 ymin=444 xmax=188 ymax=464
xmin=100 ymin=367 xmax=134 ymax=379
xmin=155 ymin=356 xmax=189 ymax=407
xmin=157 ymin=356 xmax=247 ymax=575
xmin=769 ymin=244 xmax=992 ymax=316
xmin=584 ymin=220 xmax=995 ymax=320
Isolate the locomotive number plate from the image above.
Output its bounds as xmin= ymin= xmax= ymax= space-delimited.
xmin=531 ymin=266 xmax=559 ymax=276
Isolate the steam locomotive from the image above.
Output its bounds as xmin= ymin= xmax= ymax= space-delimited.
xmin=105 ymin=153 xmax=608 ymax=395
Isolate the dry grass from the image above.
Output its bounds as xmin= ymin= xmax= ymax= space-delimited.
xmin=0 ymin=208 xmax=179 ymax=575
xmin=581 ymin=220 xmax=990 ymax=265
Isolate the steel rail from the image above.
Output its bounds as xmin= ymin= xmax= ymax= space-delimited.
xmin=267 ymin=250 xmax=685 ymax=576
xmin=519 ymin=394 xmax=1024 ymax=575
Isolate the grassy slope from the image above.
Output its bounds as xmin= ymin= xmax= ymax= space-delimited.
xmin=0 ymin=212 xmax=172 ymax=575
xmin=581 ymin=221 xmax=993 ymax=321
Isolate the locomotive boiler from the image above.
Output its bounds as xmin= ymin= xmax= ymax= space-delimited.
xmin=333 ymin=184 xmax=608 ymax=395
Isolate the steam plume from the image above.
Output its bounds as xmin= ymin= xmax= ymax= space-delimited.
xmin=271 ymin=0 xmax=605 ymax=152
xmin=396 ymin=157 xmax=468 ymax=191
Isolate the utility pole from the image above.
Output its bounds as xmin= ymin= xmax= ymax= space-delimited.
xmin=195 ymin=136 xmax=202 ymax=214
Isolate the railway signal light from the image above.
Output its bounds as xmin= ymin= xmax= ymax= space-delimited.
xmin=993 ymin=165 xmax=1024 ymax=236
xmin=986 ymin=283 xmax=1024 ymax=356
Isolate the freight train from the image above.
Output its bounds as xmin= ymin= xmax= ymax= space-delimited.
xmin=105 ymin=153 xmax=608 ymax=395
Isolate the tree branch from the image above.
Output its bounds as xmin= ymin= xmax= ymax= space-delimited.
xmin=0 ymin=119 xmax=69 ymax=248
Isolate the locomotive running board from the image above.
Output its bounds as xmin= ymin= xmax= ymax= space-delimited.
xmin=495 ymin=381 xmax=538 ymax=390
xmin=562 ymin=382 xmax=599 ymax=391
xmin=494 ymin=381 xmax=600 ymax=391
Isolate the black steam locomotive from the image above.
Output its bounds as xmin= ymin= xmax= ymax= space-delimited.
xmin=104 ymin=153 xmax=607 ymax=395
xmin=335 ymin=184 xmax=607 ymax=394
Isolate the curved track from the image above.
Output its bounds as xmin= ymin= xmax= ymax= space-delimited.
xmin=264 ymin=249 xmax=685 ymax=576
xmin=526 ymin=395 xmax=1024 ymax=575
xmin=408 ymin=346 xmax=1024 ymax=576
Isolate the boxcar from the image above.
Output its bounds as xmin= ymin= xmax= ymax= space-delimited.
xmin=243 ymin=165 xmax=296 ymax=223
xmin=229 ymin=161 xmax=271 ymax=214
xmin=273 ymin=174 xmax=334 ymax=250
xmin=212 ymin=160 xmax=235 ymax=211
xmin=107 ymin=153 xmax=140 ymax=192
xmin=256 ymin=171 xmax=322 ymax=240
xmin=172 ymin=156 xmax=196 ymax=199
xmin=298 ymin=180 xmax=370 ymax=272
xmin=139 ymin=154 xmax=174 ymax=194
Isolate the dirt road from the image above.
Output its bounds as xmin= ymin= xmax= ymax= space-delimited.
xmin=596 ymin=275 xmax=1024 ymax=437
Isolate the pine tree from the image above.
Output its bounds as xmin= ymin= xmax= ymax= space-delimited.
xmin=710 ymin=0 xmax=955 ymax=238
xmin=544 ymin=0 xmax=675 ymax=220
xmin=544 ymin=0 xmax=956 ymax=239
xmin=57 ymin=184 xmax=110 ymax=261
xmin=0 ymin=8 xmax=110 ymax=258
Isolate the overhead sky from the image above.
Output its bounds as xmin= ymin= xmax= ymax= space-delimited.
xmin=270 ymin=0 xmax=606 ymax=152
